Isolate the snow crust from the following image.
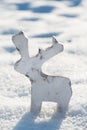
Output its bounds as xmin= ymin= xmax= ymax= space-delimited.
xmin=0 ymin=0 xmax=87 ymax=130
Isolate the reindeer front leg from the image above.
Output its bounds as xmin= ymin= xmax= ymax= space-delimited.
xmin=30 ymin=85 xmax=42 ymax=113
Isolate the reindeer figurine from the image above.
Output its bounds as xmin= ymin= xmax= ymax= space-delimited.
xmin=12 ymin=31 xmax=72 ymax=113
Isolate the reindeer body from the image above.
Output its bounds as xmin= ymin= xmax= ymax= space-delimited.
xmin=12 ymin=32 xmax=72 ymax=113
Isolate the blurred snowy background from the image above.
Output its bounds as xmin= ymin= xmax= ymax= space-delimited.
xmin=0 ymin=0 xmax=87 ymax=130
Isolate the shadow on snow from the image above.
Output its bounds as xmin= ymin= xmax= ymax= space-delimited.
xmin=55 ymin=0 xmax=82 ymax=7
xmin=1 ymin=29 xmax=19 ymax=35
xmin=20 ymin=17 xmax=40 ymax=22
xmin=13 ymin=111 xmax=66 ymax=130
xmin=4 ymin=46 xmax=16 ymax=53
xmin=31 ymin=6 xmax=54 ymax=13
xmin=32 ymin=32 xmax=61 ymax=38
xmin=15 ymin=2 xmax=54 ymax=13
xmin=15 ymin=2 xmax=30 ymax=11
xmin=59 ymin=13 xmax=78 ymax=18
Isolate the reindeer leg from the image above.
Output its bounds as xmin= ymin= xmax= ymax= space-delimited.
xmin=30 ymin=87 xmax=42 ymax=114
xmin=30 ymin=98 xmax=42 ymax=114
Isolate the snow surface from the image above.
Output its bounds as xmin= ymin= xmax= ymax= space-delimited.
xmin=0 ymin=0 xmax=87 ymax=130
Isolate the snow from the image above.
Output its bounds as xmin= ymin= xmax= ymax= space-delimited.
xmin=0 ymin=0 xmax=87 ymax=130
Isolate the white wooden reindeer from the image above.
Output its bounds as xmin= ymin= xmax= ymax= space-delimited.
xmin=12 ymin=31 xmax=72 ymax=113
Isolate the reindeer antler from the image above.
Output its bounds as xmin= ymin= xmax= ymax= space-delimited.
xmin=30 ymin=35 xmax=64 ymax=73
xmin=12 ymin=31 xmax=29 ymax=59
xmin=35 ymin=36 xmax=64 ymax=62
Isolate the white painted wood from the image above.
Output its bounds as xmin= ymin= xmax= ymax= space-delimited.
xmin=12 ymin=31 xmax=72 ymax=113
